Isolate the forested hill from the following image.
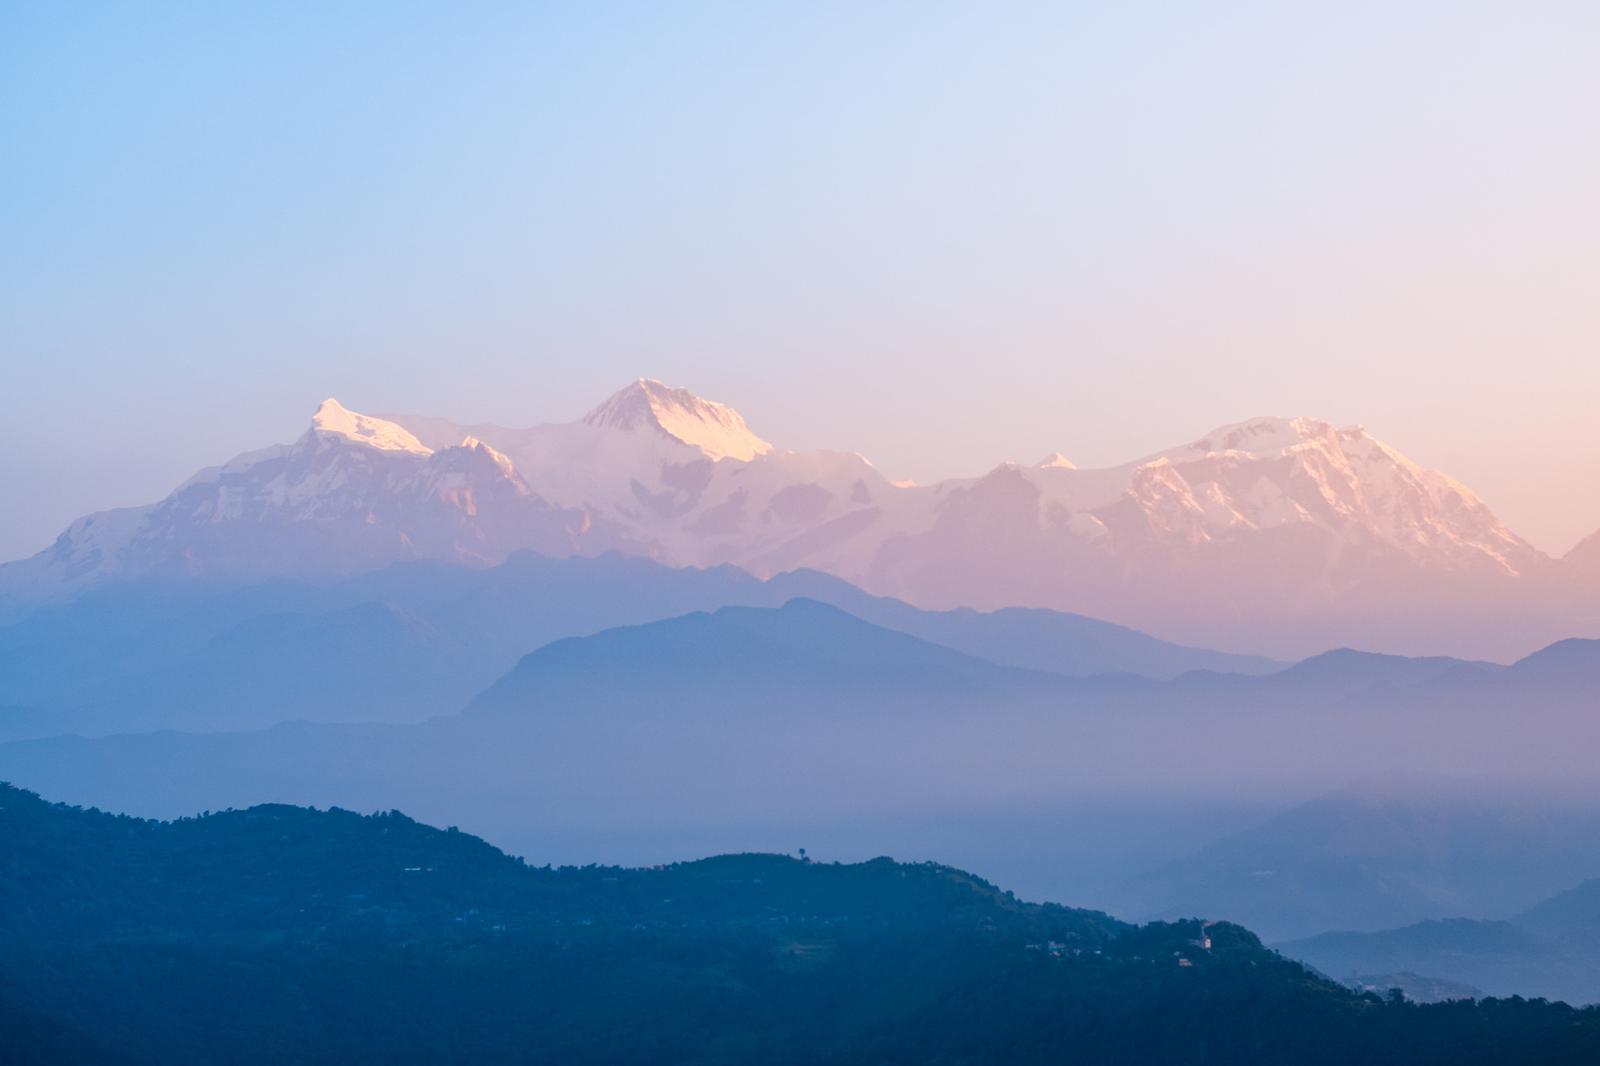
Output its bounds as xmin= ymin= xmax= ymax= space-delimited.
xmin=3 ymin=783 xmax=1598 ymax=1065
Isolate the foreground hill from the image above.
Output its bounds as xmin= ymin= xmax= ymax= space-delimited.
xmin=2 ymin=783 xmax=1597 ymax=1065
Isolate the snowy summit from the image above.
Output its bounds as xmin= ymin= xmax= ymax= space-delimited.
xmin=583 ymin=379 xmax=772 ymax=462
xmin=311 ymin=399 xmax=433 ymax=456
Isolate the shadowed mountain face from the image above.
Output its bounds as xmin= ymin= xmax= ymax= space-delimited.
xmin=8 ymin=384 xmax=1600 ymax=658
xmin=764 ymin=568 xmax=1282 ymax=678
xmin=1280 ymin=879 xmax=1600 ymax=1006
xmin=0 ymin=553 xmax=1278 ymax=741
xmin=469 ymin=598 xmax=1054 ymax=701
xmin=3 ymin=782 xmax=1598 ymax=1065
xmin=1520 ymin=878 xmax=1600 ymax=949
xmin=1266 ymin=647 xmax=1495 ymax=688
xmin=0 ymin=602 xmax=1084 ymax=838
xmin=1106 ymin=777 xmax=1600 ymax=942
xmin=0 ymin=554 xmax=767 ymax=737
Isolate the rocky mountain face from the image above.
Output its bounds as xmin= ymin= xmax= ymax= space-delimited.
xmin=3 ymin=381 xmax=1590 ymax=656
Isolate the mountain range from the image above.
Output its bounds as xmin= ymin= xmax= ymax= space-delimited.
xmin=4 ymin=594 xmax=1598 ymax=933
xmin=6 ymin=380 xmax=1597 ymax=657
xmin=0 ymin=552 xmax=1277 ymax=741
xmin=6 ymin=379 xmax=1600 ymax=1012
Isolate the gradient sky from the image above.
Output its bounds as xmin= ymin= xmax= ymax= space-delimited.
xmin=4 ymin=1 xmax=1599 ymax=561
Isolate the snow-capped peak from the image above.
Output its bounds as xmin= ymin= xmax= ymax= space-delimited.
xmin=1180 ymin=416 xmax=1336 ymax=459
xmin=582 ymin=379 xmax=772 ymax=461
xmin=1037 ymin=452 xmax=1078 ymax=470
xmin=310 ymin=398 xmax=433 ymax=456
xmin=456 ymin=436 xmax=517 ymax=476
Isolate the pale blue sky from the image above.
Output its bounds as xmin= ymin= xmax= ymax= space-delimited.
xmin=4 ymin=1 xmax=1599 ymax=559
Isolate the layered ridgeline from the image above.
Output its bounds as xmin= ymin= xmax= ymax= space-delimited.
xmin=1111 ymin=774 xmax=1600 ymax=943
xmin=4 ymin=381 xmax=1595 ymax=657
xmin=1279 ymin=877 xmax=1600 ymax=1008
xmin=0 ymin=552 xmax=1277 ymax=741
xmin=4 ymin=601 xmax=1599 ymax=935
xmin=2 ymin=783 xmax=1598 ymax=1065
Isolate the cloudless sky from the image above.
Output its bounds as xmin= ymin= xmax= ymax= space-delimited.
xmin=4 ymin=1 xmax=1599 ymax=560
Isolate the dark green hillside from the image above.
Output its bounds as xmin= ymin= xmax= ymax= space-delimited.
xmin=2 ymin=783 xmax=1597 ymax=1065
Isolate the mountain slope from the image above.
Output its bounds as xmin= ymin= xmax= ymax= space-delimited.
xmin=0 ymin=600 xmax=1086 ymax=837
xmin=1280 ymin=879 xmax=1600 ymax=1006
xmin=5 ymin=606 xmax=1600 ymax=930
xmin=0 ymin=551 xmax=1284 ymax=741
xmin=390 ymin=379 xmax=900 ymax=583
xmin=580 ymin=377 xmax=772 ymax=460
xmin=764 ymin=568 xmax=1283 ymax=678
xmin=1107 ymin=776 xmax=1600 ymax=942
xmin=6 ymin=607 xmax=1600 ymax=884
xmin=481 ymin=597 xmax=1053 ymax=688
xmin=1268 ymin=647 xmax=1496 ymax=690
xmin=42 ymin=602 xmax=461 ymax=734
xmin=3 ymin=782 xmax=1598 ymax=1065
xmin=0 ymin=553 xmax=772 ymax=738
xmin=1282 ymin=918 xmax=1599 ymax=1006
xmin=0 ymin=401 xmax=624 ymax=611
xmin=1563 ymin=529 xmax=1600 ymax=584
xmin=857 ymin=417 xmax=1555 ymax=657
xmin=7 ymin=382 xmax=1583 ymax=657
